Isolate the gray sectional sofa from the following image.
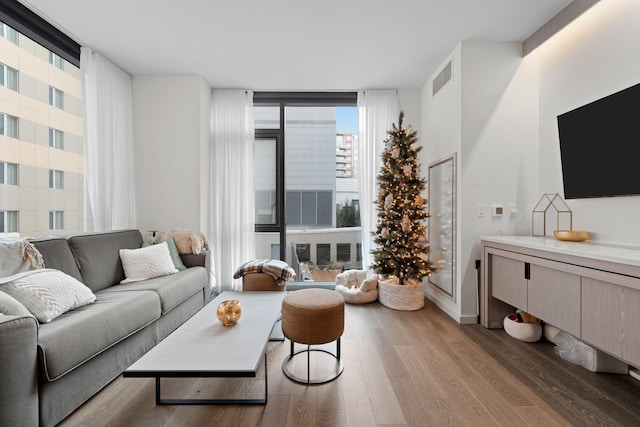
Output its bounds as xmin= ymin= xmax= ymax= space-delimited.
xmin=0 ymin=229 xmax=211 ymax=427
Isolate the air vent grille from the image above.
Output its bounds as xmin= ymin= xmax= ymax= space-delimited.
xmin=432 ymin=61 xmax=452 ymax=96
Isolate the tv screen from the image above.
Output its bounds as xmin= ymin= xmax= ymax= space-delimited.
xmin=557 ymin=82 xmax=640 ymax=199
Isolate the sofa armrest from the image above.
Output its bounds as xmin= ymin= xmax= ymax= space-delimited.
xmin=0 ymin=315 xmax=39 ymax=427
xmin=179 ymin=249 xmax=209 ymax=269
xmin=180 ymin=249 xmax=213 ymax=302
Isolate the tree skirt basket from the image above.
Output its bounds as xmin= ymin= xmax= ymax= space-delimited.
xmin=378 ymin=278 xmax=425 ymax=311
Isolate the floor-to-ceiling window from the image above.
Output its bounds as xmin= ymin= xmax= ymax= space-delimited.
xmin=253 ymin=93 xmax=361 ymax=282
xmin=0 ymin=2 xmax=83 ymax=237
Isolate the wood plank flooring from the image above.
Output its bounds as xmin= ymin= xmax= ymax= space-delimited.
xmin=59 ymin=299 xmax=640 ymax=427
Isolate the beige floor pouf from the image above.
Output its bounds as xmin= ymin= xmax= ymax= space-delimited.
xmin=281 ymin=288 xmax=344 ymax=384
xmin=242 ymin=272 xmax=286 ymax=292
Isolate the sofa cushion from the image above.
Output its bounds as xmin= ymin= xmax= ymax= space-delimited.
xmin=68 ymin=230 xmax=144 ymax=292
xmin=37 ymin=290 xmax=161 ymax=381
xmin=101 ymin=267 xmax=207 ymax=314
xmin=29 ymin=237 xmax=82 ymax=282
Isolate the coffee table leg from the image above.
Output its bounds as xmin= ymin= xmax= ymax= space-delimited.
xmin=154 ymin=353 xmax=268 ymax=405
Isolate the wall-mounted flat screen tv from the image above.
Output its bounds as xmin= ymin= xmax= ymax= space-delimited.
xmin=557 ymin=82 xmax=640 ymax=199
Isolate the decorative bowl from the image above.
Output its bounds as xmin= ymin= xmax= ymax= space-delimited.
xmin=503 ymin=314 xmax=542 ymax=342
xmin=553 ymin=230 xmax=590 ymax=242
xmin=217 ymin=299 xmax=242 ymax=326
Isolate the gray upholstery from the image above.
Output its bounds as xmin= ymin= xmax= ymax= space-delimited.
xmin=0 ymin=229 xmax=210 ymax=427
xmin=101 ymin=267 xmax=208 ymax=314
xmin=38 ymin=320 xmax=158 ymax=427
xmin=153 ymin=290 xmax=206 ymax=343
xmin=181 ymin=252 xmax=207 ymax=268
xmin=38 ymin=290 xmax=161 ymax=381
xmin=68 ymin=229 xmax=143 ymax=292
xmin=30 ymin=237 xmax=83 ymax=282
xmin=0 ymin=315 xmax=38 ymax=427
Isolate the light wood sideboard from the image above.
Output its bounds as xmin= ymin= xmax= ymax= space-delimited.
xmin=481 ymin=236 xmax=640 ymax=369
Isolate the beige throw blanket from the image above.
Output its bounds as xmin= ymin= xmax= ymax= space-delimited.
xmin=0 ymin=239 xmax=44 ymax=278
xmin=161 ymin=229 xmax=209 ymax=255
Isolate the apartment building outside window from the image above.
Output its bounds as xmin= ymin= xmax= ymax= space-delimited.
xmin=0 ymin=211 xmax=19 ymax=233
xmin=49 ymin=169 xmax=64 ymax=189
xmin=286 ymin=190 xmax=332 ymax=226
xmin=49 ymin=128 xmax=64 ymax=149
xmin=49 ymin=86 xmax=64 ymax=109
xmin=0 ymin=112 xmax=19 ymax=138
xmin=1 ymin=63 xmax=18 ymax=91
xmin=337 ymin=243 xmax=350 ymax=262
xmin=49 ymin=211 xmax=64 ymax=230
xmin=317 ymin=243 xmax=330 ymax=265
xmin=0 ymin=23 xmax=18 ymax=44
xmin=48 ymin=51 xmax=64 ymax=70
xmin=0 ymin=10 xmax=83 ymax=237
xmin=0 ymin=161 xmax=19 ymax=185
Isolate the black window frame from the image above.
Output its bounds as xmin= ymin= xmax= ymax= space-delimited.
xmin=253 ymin=92 xmax=357 ymax=261
xmin=0 ymin=0 xmax=80 ymax=67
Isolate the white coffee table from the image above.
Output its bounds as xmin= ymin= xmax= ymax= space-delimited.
xmin=124 ymin=291 xmax=284 ymax=405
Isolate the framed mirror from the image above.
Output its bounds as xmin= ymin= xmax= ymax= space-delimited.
xmin=427 ymin=153 xmax=456 ymax=297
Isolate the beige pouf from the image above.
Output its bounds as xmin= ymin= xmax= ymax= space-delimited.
xmin=243 ymin=272 xmax=286 ymax=292
xmin=281 ymin=288 xmax=345 ymax=384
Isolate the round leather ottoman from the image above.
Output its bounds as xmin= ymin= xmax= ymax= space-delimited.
xmin=281 ymin=288 xmax=345 ymax=384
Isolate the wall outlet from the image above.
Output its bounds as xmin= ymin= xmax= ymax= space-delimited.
xmin=478 ymin=203 xmax=486 ymax=217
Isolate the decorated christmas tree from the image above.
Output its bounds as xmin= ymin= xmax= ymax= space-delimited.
xmin=371 ymin=112 xmax=434 ymax=285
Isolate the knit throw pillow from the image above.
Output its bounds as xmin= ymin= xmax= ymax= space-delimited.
xmin=119 ymin=241 xmax=178 ymax=284
xmin=0 ymin=269 xmax=96 ymax=323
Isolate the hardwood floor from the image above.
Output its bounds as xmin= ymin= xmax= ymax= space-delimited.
xmin=59 ymin=299 xmax=640 ymax=427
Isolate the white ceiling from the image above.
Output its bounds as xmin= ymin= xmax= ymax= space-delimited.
xmin=20 ymin=0 xmax=571 ymax=90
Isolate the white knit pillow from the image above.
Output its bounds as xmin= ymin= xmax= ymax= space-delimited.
xmin=0 ymin=269 xmax=96 ymax=323
xmin=119 ymin=242 xmax=178 ymax=284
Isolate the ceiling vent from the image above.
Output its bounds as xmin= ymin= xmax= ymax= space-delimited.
xmin=432 ymin=60 xmax=452 ymax=97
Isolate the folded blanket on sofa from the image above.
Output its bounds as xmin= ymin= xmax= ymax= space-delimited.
xmin=233 ymin=259 xmax=295 ymax=286
xmin=161 ymin=229 xmax=209 ymax=255
xmin=1 ymin=238 xmax=44 ymax=278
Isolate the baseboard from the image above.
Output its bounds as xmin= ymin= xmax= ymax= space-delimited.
xmin=458 ymin=314 xmax=480 ymax=324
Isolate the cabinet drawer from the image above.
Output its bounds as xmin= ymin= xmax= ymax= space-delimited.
xmin=490 ymin=255 xmax=527 ymax=309
xmin=528 ymin=264 xmax=580 ymax=336
xmin=582 ymin=277 xmax=640 ymax=367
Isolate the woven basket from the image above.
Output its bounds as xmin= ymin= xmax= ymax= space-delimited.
xmin=378 ymin=278 xmax=425 ymax=311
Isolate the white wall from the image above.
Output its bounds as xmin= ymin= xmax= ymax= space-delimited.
xmin=132 ymin=75 xmax=211 ymax=237
xmin=535 ymin=0 xmax=640 ymax=246
xmin=418 ymin=0 xmax=640 ymax=324
xmin=398 ymin=89 xmax=421 ymax=132
xmin=420 ymin=41 xmax=539 ymax=323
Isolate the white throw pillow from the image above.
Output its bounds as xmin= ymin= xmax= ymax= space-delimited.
xmin=0 ymin=269 xmax=96 ymax=323
xmin=119 ymin=242 xmax=178 ymax=284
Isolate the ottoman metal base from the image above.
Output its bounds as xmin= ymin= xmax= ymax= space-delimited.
xmin=282 ymin=339 xmax=343 ymax=385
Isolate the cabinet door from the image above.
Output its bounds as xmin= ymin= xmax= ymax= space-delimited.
xmin=527 ymin=265 xmax=581 ymax=336
xmin=491 ymin=255 xmax=527 ymax=310
xmin=622 ymin=286 xmax=640 ymax=367
xmin=582 ymin=277 xmax=640 ymax=367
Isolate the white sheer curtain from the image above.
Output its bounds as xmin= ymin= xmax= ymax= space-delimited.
xmin=357 ymin=90 xmax=400 ymax=269
xmin=210 ymin=90 xmax=255 ymax=292
xmin=80 ymin=47 xmax=136 ymax=231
